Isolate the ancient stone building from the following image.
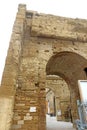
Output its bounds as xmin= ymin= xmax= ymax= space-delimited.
xmin=0 ymin=3 xmax=87 ymax=130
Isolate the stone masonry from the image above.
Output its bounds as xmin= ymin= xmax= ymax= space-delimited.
xmin=0 ymin=3 xmax=87 ymax=130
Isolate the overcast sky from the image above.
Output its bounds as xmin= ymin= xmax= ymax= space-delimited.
xmin=0 ymin=0 xmax=87 ymax=84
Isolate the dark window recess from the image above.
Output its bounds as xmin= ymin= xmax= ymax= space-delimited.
xmin=26 ymin=12 xmax=33 ymax=18
xmin=84 ymin=68 xmax=87 ymax=76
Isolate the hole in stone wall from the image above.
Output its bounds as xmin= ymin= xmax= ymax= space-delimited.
xmin=53 ymin=46 xmax=56 ymax=49
xmin=44 ymin=50 xmax=49 ymax=52
xmin=54 ymin=27 xmax=56 ymax=30
xmin=35 ymin=82 xmax=39 ymax=87
xmin=84 ymin=67 xmax=87 ymax=76
xmin=38 ymin=42 xmax=40 ymax=44
xmin=36 ymin=50 xmax=39 ymax=53
xmin=26 ymin=12 xmax=33 ymax=18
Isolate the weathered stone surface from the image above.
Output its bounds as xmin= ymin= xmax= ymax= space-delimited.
xmin=31 ymin=15 xmax=87 ymax=42
xmin=0 ymin=97 xmax=14 ymax=130
xmin=0 ymin=3 xmax=87 ymax=130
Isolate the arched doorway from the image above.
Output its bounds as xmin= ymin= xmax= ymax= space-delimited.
xmin=46 ymin=75 xmax=72 ymax=122
xmin=46 ymin=51 xmax=87 ymax=123
xmin=45 ymin=75 xmax=74 ymax=130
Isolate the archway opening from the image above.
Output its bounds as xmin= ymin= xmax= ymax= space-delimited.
xmin=46 ymin=51 xmax=87 ymax=127
xmin=46 ymin=75 xmax=73 ymax=130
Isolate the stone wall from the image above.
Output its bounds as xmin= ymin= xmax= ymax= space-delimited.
xmin=0 ymin=3 xmax=87 ymax=130
xmin=0 ymin=4 xmax=26 ymax=130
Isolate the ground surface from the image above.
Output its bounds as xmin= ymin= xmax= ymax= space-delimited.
xmin=46 ymin=115 xmax=76 ymax=130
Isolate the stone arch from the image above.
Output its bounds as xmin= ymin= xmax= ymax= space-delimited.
xmin=46 ymin=75 xmax=71 ymax=121
xmin=46 ymin=51 xmax=87 ymax=122
xmin=46 ymin=51 xmax=87 ymax=88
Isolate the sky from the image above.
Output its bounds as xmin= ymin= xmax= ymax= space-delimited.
xmin=0 ymin=0 xmax=87 ymax=84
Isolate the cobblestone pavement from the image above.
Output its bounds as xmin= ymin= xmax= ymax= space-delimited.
xmin=46 ymin=115 xmax=76 ymax=130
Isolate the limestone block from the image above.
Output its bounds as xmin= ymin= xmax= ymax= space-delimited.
xmin=24 ymin=115 xmax=32 ymax=120
xmin=12 ymin=124 xmax=21 ymax=129
xmin=0 ymin=97 xmax=14 ymax=130
xmin=18 ymin=120 xmax=24 ymax=125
